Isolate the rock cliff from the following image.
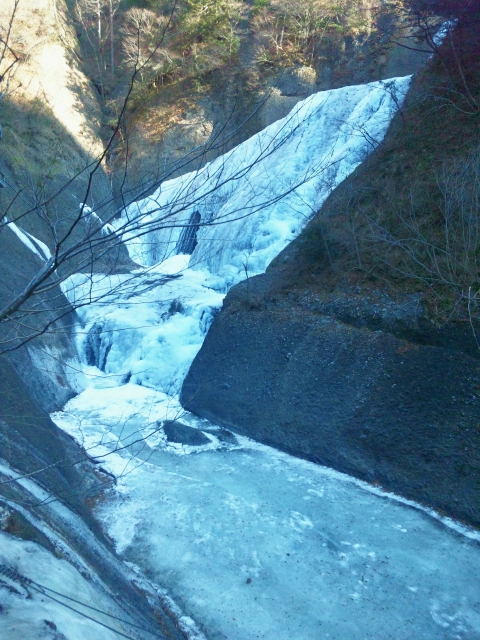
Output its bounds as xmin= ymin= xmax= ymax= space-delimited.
xmin=182 ymin=271 xmax=480 ymax=526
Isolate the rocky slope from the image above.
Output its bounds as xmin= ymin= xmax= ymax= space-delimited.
xmin=64 ymin=0 xmax=431 ymax=204
xmin=182 ymin=272 xmax=480 ymax=526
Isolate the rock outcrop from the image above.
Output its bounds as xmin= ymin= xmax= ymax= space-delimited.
xmin=181 ymin=23 xmax=480 ymax=528
xmin=181 ymin=268 xmax=480 ymax=527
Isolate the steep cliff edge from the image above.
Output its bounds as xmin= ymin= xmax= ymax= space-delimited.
xmin=182 ymin=18 xmax=480 ymax=528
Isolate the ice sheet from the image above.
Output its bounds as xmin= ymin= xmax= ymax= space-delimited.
xmin=52 ymin=386 xmax=480 ymax=640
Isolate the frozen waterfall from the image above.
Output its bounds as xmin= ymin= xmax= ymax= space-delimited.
xmin=116 ymin=77 xmax=412 ymax=285
xmin=63 ymin=76 xmax=412 ymax=391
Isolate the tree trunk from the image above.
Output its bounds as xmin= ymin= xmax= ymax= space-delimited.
xmin=109 ymin=0 xmax=114 ymax=74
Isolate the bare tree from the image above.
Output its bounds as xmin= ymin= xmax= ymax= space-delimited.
xmin=0 ymin=97 xmax=340 ymax=344
xmin=0 ymin=9 xmax=358 ymax=356
xmin=0 ymin=0 xmax=23 ymax=104
xmin=378 ymin=0 xmax=479 ymax=114
xmin=107 ymin=0 xmax=120 ymax=75
xmin=360 ymin=144 xmax=480 ymax=326
xmin=74 ymin=0 xmax=107 ymax=97
xmin=121 ymin=7 xmax=175 ymax=82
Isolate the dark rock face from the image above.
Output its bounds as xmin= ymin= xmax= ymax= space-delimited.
xmin=163 ymin=420 xmax=211 ymax=446
xmin=176 ymin=211 xmax=201 ymax=255
xmin=0 ymin=226 xmax=81 ymax=413
xmin=0 ymin=358 xmax=98 ymax=520
xmin=84 ymin=322 xmax=113 ymax=371
xmin=182 ymin=280 xmax=480 ymax=528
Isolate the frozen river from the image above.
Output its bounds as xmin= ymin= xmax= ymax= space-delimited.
xmin=52 ymin=382 xmax=480 ymax=640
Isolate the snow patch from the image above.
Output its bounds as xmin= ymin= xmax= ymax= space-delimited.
xmin=0 ymin=532 xmax=141 ymax=640
xmin=6 ymin=220 xmax=50 ymax=261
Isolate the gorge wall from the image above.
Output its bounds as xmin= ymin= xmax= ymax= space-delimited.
xmin=181 ymin=273 xmax=480 ymax=527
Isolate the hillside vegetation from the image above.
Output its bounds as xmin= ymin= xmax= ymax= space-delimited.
xmin=87 ymin=0 xmax=431 ymax=192
xmin=265 ymin=7 xmax=480 ymax=325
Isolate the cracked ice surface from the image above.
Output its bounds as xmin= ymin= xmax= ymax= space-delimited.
xmin=52 ymin=385 xmax=480 ymax=640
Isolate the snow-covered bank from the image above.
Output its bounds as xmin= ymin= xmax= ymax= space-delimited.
xmin=0 ymin=457 xmax=175 ymax=640
xmin=0 ymin=533 xmax=135 ymax=640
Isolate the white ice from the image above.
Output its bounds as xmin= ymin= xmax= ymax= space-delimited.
xmin=5 ymin=220 xmax=51 ymax=261
xmin=433 ymin=20 xmax=457 ymax=47
xmin=80 ymin=203 xmax=116 ymax=235
xmin=61 ymin=255 xmax=224 ymax=392
xmin=116 ymin=77 xmax=412 ymax=287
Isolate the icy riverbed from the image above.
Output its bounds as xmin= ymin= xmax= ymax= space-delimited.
xmin=52 ymin=382 xmax=480 ymax=640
